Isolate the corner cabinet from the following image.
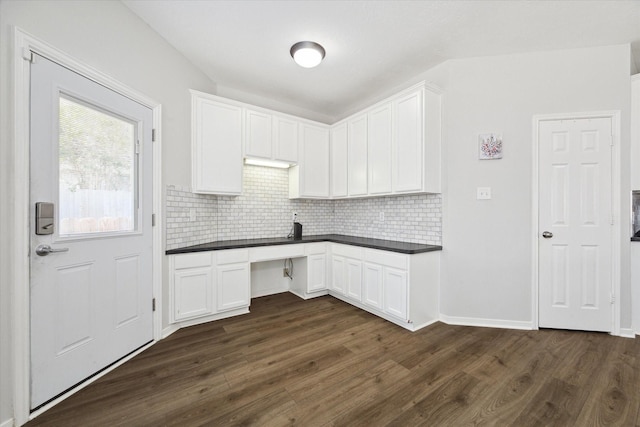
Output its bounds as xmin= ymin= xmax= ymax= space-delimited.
xmin=330 ymin=244 xmax=440 ymax=331
xmin=191 ymin=90 xmax=243 ymax=195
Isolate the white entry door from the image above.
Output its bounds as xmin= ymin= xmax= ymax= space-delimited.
xmin=538 ymin=117 xmax=613 ymax=332
xmin=30 ymin=54 xmax=153 ymax=409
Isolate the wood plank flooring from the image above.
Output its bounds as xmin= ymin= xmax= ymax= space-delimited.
xmin=26 ymin=292 xmax=640 ymax=426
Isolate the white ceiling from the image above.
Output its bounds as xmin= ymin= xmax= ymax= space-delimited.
xmin=123 ymin=0 xmax=640 ymax=123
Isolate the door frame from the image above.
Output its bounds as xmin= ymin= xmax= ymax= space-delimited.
xmin=10 ymin=27 xmax=163 ymax=425
xmin=531 ymin=111 xmax=621 ymax=336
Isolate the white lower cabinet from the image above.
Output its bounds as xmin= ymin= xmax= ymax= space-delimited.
xmin=362 ymin=262 xmax=383 ymax=310
xmin=346 ymin=258 xmax=363 ymax=301
xmin=331 ymin=256 xmax=346 ymax=295
xmin=382 ymin=267 xmax=408 ymax=320
xmin=217 ymin=263 xmax=250 ymax=312
xmin=331 ymin=245 xmax=439 ymax=331
xmin=173 ymin=266 xmax=214 ymax=322
xmin=170 ymin=250 xmax=250 ymax=324
xmin=307 ymin=254 xmax=327 ymax=293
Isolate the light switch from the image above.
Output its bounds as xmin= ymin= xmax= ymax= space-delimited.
xmin=477 ymin=187 xmax=492 ymax=200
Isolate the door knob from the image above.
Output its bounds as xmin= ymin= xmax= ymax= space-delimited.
xmin=35 ymin=244 xmax=69 ymax=256
xmin=542 ymin=231 xmax=553 ymax=239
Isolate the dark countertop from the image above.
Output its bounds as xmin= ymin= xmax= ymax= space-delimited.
xmin=632 ymin=237 xmax=640 ymax=242
xmin=166 ymin=234 xmax=442 ymax=255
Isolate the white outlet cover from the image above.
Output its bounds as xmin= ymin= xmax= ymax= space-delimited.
xmin=477 ymin=187 xmax=492 ymax=200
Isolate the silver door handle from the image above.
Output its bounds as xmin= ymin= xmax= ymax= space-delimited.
xmin=35 ymin=244 xmax=69 ymax=256
xmin=542 ymin=231 xmax=553 ymax=239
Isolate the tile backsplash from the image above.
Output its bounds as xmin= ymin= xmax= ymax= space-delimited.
xmin=166 ymin=165 xmax=442 ymax=250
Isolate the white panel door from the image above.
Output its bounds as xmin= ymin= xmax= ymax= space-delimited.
xmin=217 ymin=263 xmax=250 ymax=312
xmin=30 ymin=54 xmax=153 ymax=408
xmin=348 ymin=114 xmax=368 ymax=196
xmin=363 ymin=262 xmax=383 ymax=310
xmin=539 ymin=118 xmax=613 ymax=332
xmin=368 ymin=103 xmax=393 ymax=194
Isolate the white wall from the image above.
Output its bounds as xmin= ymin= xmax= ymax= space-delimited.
xmin=438 ymin=45 xmax=632 ymax=326
xmin=0 ymin=1 xmax=218 ymax=424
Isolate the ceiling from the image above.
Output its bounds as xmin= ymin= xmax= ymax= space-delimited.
xmin=123 ymin=0 xmax=640 ymax=123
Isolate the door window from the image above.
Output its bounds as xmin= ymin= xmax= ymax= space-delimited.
xmin=58 ymin=95 xmax=138 ymax=235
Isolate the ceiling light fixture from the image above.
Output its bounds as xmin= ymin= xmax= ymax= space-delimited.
xmin=290 ymin=41 xmax=325 ymax=68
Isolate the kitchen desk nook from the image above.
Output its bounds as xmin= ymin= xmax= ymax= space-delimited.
xmin=166 ymin=235 xmax=441 ymax=332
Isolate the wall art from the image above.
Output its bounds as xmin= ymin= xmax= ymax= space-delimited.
xmin=478 ymin=133 xmax=503 ymax=160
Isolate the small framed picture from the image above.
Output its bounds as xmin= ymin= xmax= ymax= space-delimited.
xmin=478 ymin=133 xmax=503 ymax=160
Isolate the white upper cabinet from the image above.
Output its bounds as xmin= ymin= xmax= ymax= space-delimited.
xmin=245 ymin=109 xmax=273 ymax=159
xmin=245 ymin=109 xmax=299 ymax=163
xmin=393 ymin=90 xmax=423 ymax=193
xmin=273 ymin=115 xmax=299 ymax=163
xmin=289 ymin=123 xmax=330 ymax=198
xmin=191 ymin=90 xmax=243 ymax=195
xmin=348 ymin=114 xmax=368 ymax=196
xmin=330 ymin=122 xmax=348 ymax=198
xmin=367 ymin=103 xmax=393 ymax=195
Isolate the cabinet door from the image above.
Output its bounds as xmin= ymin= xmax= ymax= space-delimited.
xmin=330 ymin=123 xmax=348 ymax=198
xmin=274 ymin=115 xmax=298 ymax=163
xmin=217 ymin=263 xmax=250 ymax=312
xmin=245 ymin=109 xmax=272 ymax=159
xmin=362 ymin=262 xmax=383 ymax=310
xmin=368 ymin=103 xmax=393 ymax=194
xmin=174 ymin=267 xmax=214 ymax=321
xmin=393 ymin=90 xmax=423 ymax=193
xmin=346 ymin=258 xmax=363 ymax=301
xmin=331 ymin=255 xmax=346 ymax=295
xmin=348 ymin=114 xmax=368 ymax=196
xmin=308 ymin=254 xmax=327 ymax=293
xmin=300 ymin=124 xmax=330 ymax=197
xmin=383 ymin=267 xmax=408 ymax=320
xmin=191 ymin=93 xmax=243 ymax=195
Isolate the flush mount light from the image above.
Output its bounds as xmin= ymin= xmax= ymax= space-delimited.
xmin=290 ymin=41 xmax=325 ymax=68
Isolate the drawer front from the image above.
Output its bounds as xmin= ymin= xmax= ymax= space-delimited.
xmin=364 ymin=248 xmax=407 ymax=270
xmin=216 ymin=248 xmax=249 ymax=265
xmin=331 ymin=243 xmax=362 ymax=259
xmin=250 ymin=244 xmax=305 ymax=262
xmin=173 ymin=252 xmax=213 ymax=270
xmin=305 ymin=242 xmax=326 ymax=255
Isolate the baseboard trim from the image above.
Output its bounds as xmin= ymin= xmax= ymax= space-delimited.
xmin=619 ymin=328 xmax=636 ymax=338
xmin=439 ymin=314 xmax=535 ymax=331
xmin=162 ymin=324 xmax=180 ymax=339
xmin=1 ymin=418 xmax=14 ymax=427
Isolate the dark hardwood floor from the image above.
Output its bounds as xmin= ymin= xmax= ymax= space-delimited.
xmin=27 ymin=292 xmax=640 ymax=426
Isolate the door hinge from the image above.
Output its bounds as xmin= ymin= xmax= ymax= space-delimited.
xmin=135 ymin=140 xmax=141 ymax=154
xmin=152 ymin=298 xmax=156 ymax=312
xmin=610 ymin=293 xmax=615 ymax=305
xmin=152 ymin=129 xmax=156 ymax=142
xmin=152 ymin=213 xmax=156 ymax=226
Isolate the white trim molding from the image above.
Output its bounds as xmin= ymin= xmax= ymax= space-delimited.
xmin=531 ymin=111 xmax=622 ymax=337
xmin=11 ymin=27 xmax=163 ymax=426
xmin=619 ymin=328 xmax=636 ymax=339
xmin=439 ymin=314 xmax=534 ymax=331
